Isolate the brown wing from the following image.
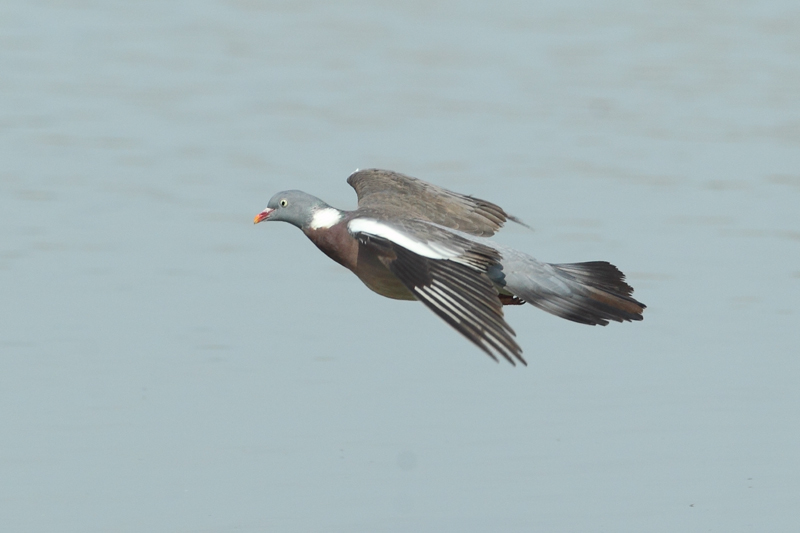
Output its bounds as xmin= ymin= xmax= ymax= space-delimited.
xmin=354 ymin=230 xmax=525 ymax=366
xmin=347 ymin=169 xmax=527 ymax=237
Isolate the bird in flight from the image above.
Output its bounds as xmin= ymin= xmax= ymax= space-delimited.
xmin=254 ymin=169 xmax=645 ymax=365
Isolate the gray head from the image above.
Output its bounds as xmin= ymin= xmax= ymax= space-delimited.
xmin=253 ymin=190 xmax=332 ymax=230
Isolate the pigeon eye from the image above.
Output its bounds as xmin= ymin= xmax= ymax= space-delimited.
xmin=280 ymin=199 xmax=288 ymax=207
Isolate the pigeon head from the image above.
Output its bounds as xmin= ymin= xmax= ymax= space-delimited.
xmin=253 ymin=190 xmax=331 ymax=229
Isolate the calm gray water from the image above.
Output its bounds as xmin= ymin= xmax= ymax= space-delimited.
xmin=2 ymin=1 xmax=799 ymax=531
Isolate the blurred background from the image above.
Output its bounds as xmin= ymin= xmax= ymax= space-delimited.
xmin=1 ymin=1 xmax=799 ymax=531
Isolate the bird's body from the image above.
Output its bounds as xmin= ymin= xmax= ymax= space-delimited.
xmin=304 ymin=212 xmax=416 ymax=300
xmin=254 ymin=169 xmax=646 ymax=365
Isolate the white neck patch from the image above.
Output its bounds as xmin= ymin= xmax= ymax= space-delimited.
xmin=309 ymin=207 xmax=343 ymax=230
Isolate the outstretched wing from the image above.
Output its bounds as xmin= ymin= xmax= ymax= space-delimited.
xmin=347 ymin=169 xmax=527 ymax=237
xmin=348 ymin=217 xmax=525 ymax=365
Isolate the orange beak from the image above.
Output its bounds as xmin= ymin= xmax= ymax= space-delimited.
xmin=253 ymin=208 xmax=274 ymax=224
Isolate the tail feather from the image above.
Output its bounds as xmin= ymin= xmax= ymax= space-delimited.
xmin=555 ymin=261 xmax=635 ymax=296
xmin=508 ymin=261 xmax=646 ymax=326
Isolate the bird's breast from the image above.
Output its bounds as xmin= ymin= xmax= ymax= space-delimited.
xmin=304 ymin=222 xmax=415 ymax=301
xmin=304 ymin=223 xmax=359 ymax=271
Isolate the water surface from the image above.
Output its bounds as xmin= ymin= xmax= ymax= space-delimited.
xmin=1 ymin=1 xmax=799 ymax=531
